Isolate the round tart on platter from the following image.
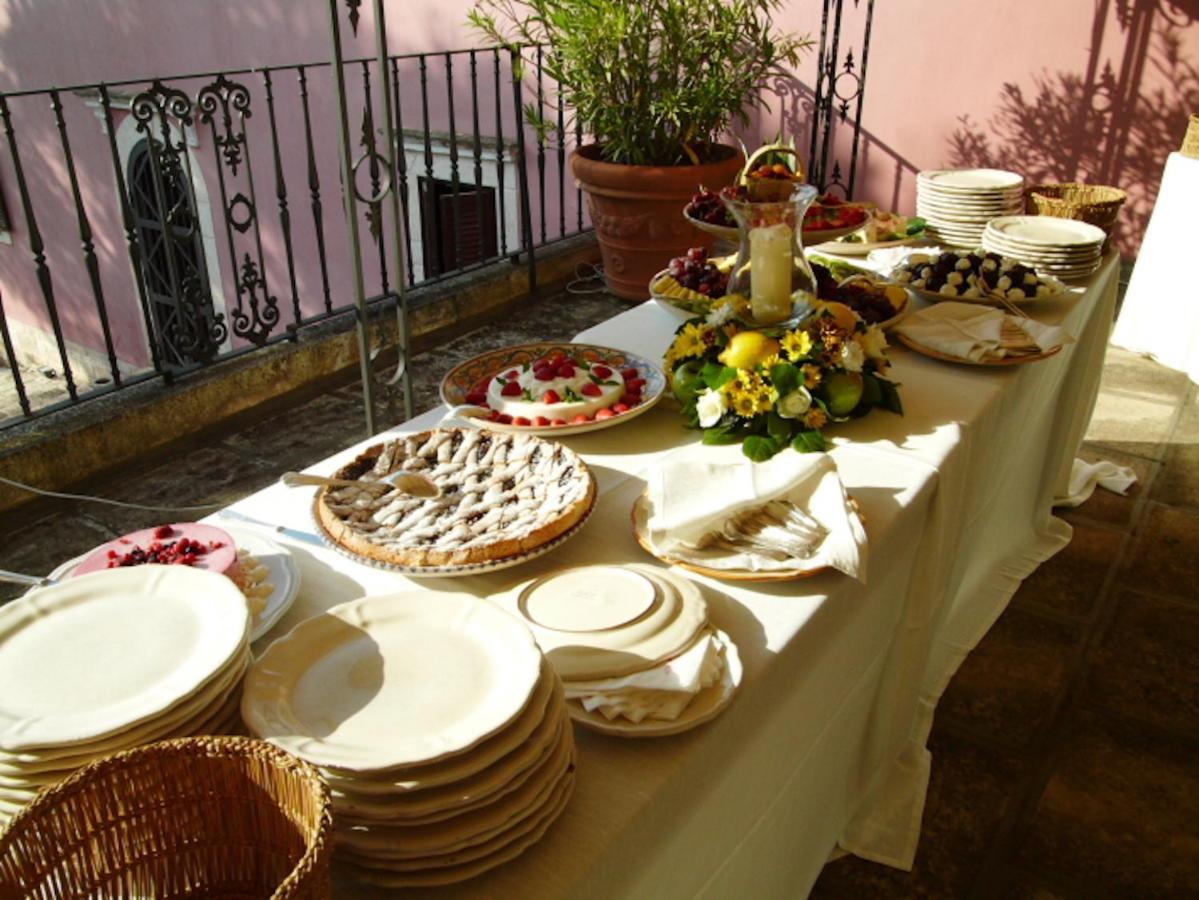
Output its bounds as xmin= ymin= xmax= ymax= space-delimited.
xmin=315 ymin=428 xmax=595 ymax=568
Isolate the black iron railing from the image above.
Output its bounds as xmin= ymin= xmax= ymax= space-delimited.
xmin=0 ymin=44 xmax=587 ymax=431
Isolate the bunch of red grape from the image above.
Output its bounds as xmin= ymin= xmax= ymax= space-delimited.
xmin=667 ymin=247 xmax=729 ymax=296
xmin=685 ymin=185 xmax=747 ymax=228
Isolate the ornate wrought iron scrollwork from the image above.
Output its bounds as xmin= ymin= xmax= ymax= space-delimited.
xmin=195 ymin=74 xmax=279 ymax=347
xmin=196 ymin=75 xmax=252 ymax=176
xmin=345 ymin=0 xmax=362 ymax=35
xmin=233 ymin=254 xmax=280 ymax=345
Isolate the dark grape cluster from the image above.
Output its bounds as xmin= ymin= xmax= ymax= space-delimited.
xmin=667 ymin=247 xmax=729 ymax=296
xmin=811 ymin=262 xmax=896 ymax=324
xmin=685 ymin=185 xmax=747 ymax=228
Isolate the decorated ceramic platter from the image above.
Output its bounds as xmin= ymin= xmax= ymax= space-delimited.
xmin=46 ymin=526 xmax=299 ymax=643
xmin=894 ymin=332 xmax=1064 ymax=366
xmin=439 ymin=342 xmax=665 ymax=437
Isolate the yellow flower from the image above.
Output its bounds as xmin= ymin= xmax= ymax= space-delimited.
xmin=803 ymin=407 xmax=828 ymax=430
xmin=780 ymin=329 xmax=813 ymax=360
xmin=801 ymin=364 xmax=823 ymax=388
xmin=729 ymin=390 xmax=761 ymax=418
xmin=670 ymin=322 xmax=714 ymax=360
xmin=758 ymin=353 xmax=783 ymax=372
xmin=722 ymin=370 xmax=776 ymax=418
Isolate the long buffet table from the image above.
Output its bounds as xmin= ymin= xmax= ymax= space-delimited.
xmin=217 ymin=254 xmax=1119 ymax=898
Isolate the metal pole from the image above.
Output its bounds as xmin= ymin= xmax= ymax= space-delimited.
xmin=372 ymin=0 xmax=414 ymax=417
xmin=325 ymin=0 xmax=376 ymax=435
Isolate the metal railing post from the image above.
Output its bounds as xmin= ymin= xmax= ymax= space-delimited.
xmin=509 ymin=47 xmax=536 ymax=294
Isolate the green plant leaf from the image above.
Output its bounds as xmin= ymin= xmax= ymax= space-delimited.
xmin=792 ymin=430 xmax=827 ymax=453
xmin=702 ymin=425 xmax=739 ymax=445
xmin=743 ymin=434 xmax=784 ymax=462
xmin=766 ymin=411 xmax=792 ymax=442
xmin=769 ymin=362 xmax=800 ymax=396
xmin=877 ymin=378 xmax=904 ymax=415
xmin=701 ymin=362 xmax=738 ymax=390
xmin=860 ymin=372 xmax=883 ymax=407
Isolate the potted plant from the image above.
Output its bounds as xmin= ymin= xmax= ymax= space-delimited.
xmin=469 ymin=0 xmax=809 ymax=299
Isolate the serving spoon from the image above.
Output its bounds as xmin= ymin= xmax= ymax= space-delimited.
xmin=0 ymin=569 xmax=56 ymax=588
xmin=281 ymin=470 xmax=441 ymax=499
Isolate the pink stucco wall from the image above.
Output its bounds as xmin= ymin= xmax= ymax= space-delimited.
xmin=0 ymin=0 xmax=1195 ymax=382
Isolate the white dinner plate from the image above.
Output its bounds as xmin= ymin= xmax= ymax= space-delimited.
xmin=47 ymin=526 xmax=299 ymax=644
xmin=243 ymin=591 xmax=543 ymax=772
xmin=567 ymin=629 xmax=742 ymax=738
xmin=984 ymin=215 xmax=1107 ymax=247
xmin=339 ymin=766 xmax=576 ymax=887
xmin=509 ymin=564 xmax=709 ymax=681
xmin=0 ymin=567 xmax=249 ymax=752
xmin=917 ymin=168 xmax=1024 ymax=192
xmin=333 ymin=725 xmax=574 ymax=859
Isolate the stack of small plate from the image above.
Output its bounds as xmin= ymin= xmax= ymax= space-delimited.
xmin=982 ymin=215 xmax=1106 ymax=279
xmin=917 ymin=168 xmax=1025 ymax=247
xmin=506 ymin=564 xmax=742 ymax=737
xmin=0 ymin=567 xmax=250 ymax=824
xmin=242 ymin=591 xmax=575 ymax=888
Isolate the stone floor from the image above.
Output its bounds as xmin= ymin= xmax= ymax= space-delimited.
xmin=2 ymin=279 xmax=1197 ymax=899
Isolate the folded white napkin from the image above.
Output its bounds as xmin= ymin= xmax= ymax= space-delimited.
xmin=568 ymin=632 xmax=724 ymax=724
xmin=1054 ymin=458 xmax=1137 ymax=508
xmin=895 ymin=302 xmax=1071 ymax=361
xmin=645 ymin=448 xmax=867 ymax=580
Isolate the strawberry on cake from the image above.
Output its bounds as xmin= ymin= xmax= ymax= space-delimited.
xmin=465 ymin=351 xmax=648 ymax=427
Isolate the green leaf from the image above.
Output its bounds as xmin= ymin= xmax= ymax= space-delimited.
xmin=564 ymin=386 xmax=582 ymax=403
xmin=877 ymin=378 xmax=904 ymax=415
xmin=766 ymin=411 xmax=792 ymax=442
xmin=860 ymin=372 xmax=883 ymax=407
xmin=769 ymin=362 xmax=800 ymax=396
xmin=792 ymin=430 xmax=827 ymax=453
xmin=743 ymin=434 xmax=784 ymax=461
xmin=701 ymin=362 xmax=738 ymax=390
xmin=702 ymin=425 xmax=739 ymax=445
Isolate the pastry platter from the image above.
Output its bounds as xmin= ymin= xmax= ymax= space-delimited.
xmin=439 ymin=342 xmax=665 ymax=437
xmin=311 ymin=429 xmax=597 ymax=577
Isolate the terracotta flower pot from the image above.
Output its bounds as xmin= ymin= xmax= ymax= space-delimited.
xmin=571 ymin=144 xmax=744 ymax=300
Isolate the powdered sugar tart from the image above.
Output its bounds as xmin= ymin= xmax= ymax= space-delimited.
xmin=315 ymin=428 xmax=596 ymax=569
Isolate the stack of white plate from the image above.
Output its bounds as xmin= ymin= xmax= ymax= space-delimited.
xmin=242 ymin=591 xmax=574 ymax=889
xmin=0 ymin=567 xmax=251 ymax=824
xmin=507 ymin=564 xmax=742 ymax=737
xmin=982 ymin=215 xmax=1106 ymax=279
xmin=917 ymin=168 xmax=1025 ymax=247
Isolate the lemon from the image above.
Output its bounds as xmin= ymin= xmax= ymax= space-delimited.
xmin=718 ymin=331 xmax=781 ymax=370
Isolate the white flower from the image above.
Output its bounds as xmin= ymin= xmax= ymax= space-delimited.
xmin=855 ymin=326 xmax=888 ymax=361
xmin=776 ymin=386 xmax=812 ymax=419
xmin=839 ymin=340 xmax=865 ymax=373
xmin=696 ymin=388 xmax=727 ymax=427
xmin=705 ymin=302 xmax=735 ymax=326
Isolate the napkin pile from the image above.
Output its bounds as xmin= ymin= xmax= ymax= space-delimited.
xmin=644 ymin=448 xmax=867 ymax=580
xmin=895 ymin=302 xmax=1072 ymax=361
xmin=565 ymin=629 xmax=726 ymax=724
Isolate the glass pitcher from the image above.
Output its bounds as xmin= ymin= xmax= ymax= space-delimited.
xmin=721 ymin=183 xmax=820 ymax=325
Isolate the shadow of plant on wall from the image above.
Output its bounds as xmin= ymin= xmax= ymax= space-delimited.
xmin=947 ymin=0 xmax=1199 ymax=257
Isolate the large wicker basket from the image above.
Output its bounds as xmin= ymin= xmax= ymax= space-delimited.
xmin=1026 ymin=182 xmax=1127 ymax=249
xmin=1183 ymin=114 xmax=1199 ymax=158
xmin=0 ymin=736 xmax=332 ymax=900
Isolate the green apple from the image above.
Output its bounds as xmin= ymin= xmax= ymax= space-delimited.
xmin=672 ymin=360 xmax=705 ymax=405
xmin=821 ymin=372 xmax=864 ymax=416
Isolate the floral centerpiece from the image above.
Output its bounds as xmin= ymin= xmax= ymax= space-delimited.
xmin=665 ymin=302 xmax=902 ymax=460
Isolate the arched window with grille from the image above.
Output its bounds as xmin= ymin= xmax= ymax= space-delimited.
xmin=127 ymin=138 xmax=219 ymax=367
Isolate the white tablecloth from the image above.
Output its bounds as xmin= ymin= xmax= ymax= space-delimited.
xmin=218 ymin=255 xmax=1119 ymax=898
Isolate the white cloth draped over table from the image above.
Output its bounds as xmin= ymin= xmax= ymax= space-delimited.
xmin=1112 ymin=151 xmax=1199 ymax=381
xmin=218 ymin=255 xmax=1120 ymax=899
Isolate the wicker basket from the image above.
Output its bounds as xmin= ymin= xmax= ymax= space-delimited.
xmin=1026 ymin=183 xmax=1127 ymax=250
xmin=0 ymin=736 xmax=332 ymax=900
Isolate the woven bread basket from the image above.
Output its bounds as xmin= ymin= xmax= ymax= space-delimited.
xmin=1026 ymin=183 xmax=1126 ymax=251
xmin=0 ymin=736 xmax=332 ymax=900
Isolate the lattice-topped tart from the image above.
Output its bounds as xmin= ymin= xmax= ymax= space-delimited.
xmin=315 ymin=428 xmax=595 ymax=568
